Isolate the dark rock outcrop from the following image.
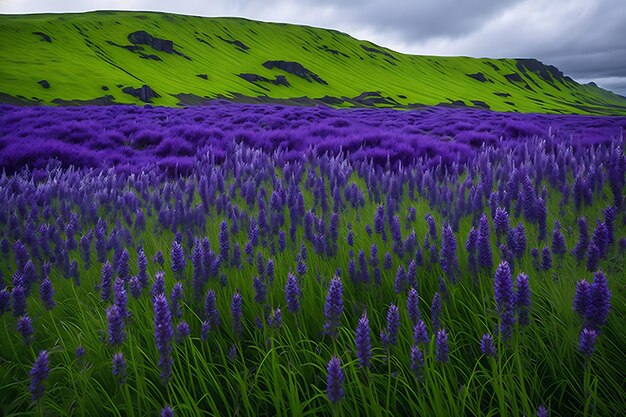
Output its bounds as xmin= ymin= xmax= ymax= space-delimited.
xmin=37 ymin=80 xmax=50 ymax=89
xmin=319 ymin=96 xmax=344 ymax=105
xmin=515 ymin=58 xmax=565 ymax=84
xmin=504 ymin=73 xmax=524 ymax=83
xmin=217 ymin=36 xmax=249 ymax=51
xmin=109 ymin=33 xmax=191 ymax=60
xmin=122 ymin=85 xmax=159 ymax=103
xmin=466 ymin=72 xmax=488 ymax=82
xmin=51 ymin=95 xmax=116 ymax=106
xmin=32 ymin=32 xmax=51 ymax=42
xmin=484 ymin=62 xmax=500 ymax=71
xmin=262 ymin=61 xmax=327 ymax=85
xmin=238 ymin=73 xmax=290 ymax=87
xmin=360 ymin=45 xmax=397 ymax=61
xmin=274 ymin=76 xmax=289 ymax=86
xmin=128 ymin=31 xmax=173 ymax=53
xmin=351 ymin=91 xmax=399 ymax=106
xmin=319 ymin=45 xmax=349 ymax=58
xmin=471 ymin=100 xmax=490 ymax=109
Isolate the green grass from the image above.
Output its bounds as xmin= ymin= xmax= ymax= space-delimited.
xmin=1 ymin=10 xmax=626 ymax=114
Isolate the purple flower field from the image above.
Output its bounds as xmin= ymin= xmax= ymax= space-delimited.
xmin=0 ymin=102 xmax=624 ymax=416
xmin=1 ymin=102 xmax=624 ymax=174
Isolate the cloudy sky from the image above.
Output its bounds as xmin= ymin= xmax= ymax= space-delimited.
xmin=2 ymin=0 xmax=625 ymax=95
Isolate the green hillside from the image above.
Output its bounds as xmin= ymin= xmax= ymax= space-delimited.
xmin=1 ymin=10 xmax=626 ymax=114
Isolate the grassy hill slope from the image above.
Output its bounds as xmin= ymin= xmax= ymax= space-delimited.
xmin=1 ymin=11 xmax=626 ymax=114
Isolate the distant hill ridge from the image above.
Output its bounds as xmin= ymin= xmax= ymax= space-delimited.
xmin=1 ymin=10 xmax=626 ymax=114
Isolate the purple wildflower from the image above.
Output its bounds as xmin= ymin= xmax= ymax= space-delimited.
xmin=153 ymin=271 xmax=166 ymax=297
xmin=394 ymin=265 xmax=407 ymax=294
xmin=494 ymin=207 xmax=509 ymax=243
xmin=12 ymin=285 xmax=26 ymax=318
xmin=0 ymin=289 xmax=10 ymax=315
xmin=107 ymin=305 xmax=125 ymax=346
xmin=494 ymin=261 xmax=515 ymax=341
xmin=268 ymin=307 xmax=282 ymax=329
xmin=586 ymin=242 xmax=600 ymax=272
xmin=204 ymin=289 xmax=220 ymax=330
xmin=129 ymin=276 xmax=142 ymax=299
xmin=385 ymin=304 xmax=400 ymax=346
xmin=114 ymin=277 xmax=128 ymax=318
xmin=477 ymin=214 xmax=493 ymax=272
xmin=572 ymin=217 xmax=589 ymax=263
xmin=138 ymin=248 xmax=149 ymax=287
xmin=153 ymin=294 xmax=174 ymax=385
xmin=176 ymin=321 xmax=190 ymax=344
xmin=162 ymin=406 xmax=174 ymax=417
xmin=219 ymin=220 xmax=230 ymax=262
xmin=39 ymin=276 xmax=55 ymax=310
xmin=578 ymin=328 xmax=598 ymax=357
xmin=440 ymin=224 xmax=459 ymax=282
xmin=201 ymin=321 xmax=210 ymax=340
xmin=383 ymin=252 xmax=392 ymax=270
xmin=171 ymin=240 xmax=186 ymax=279
xmin=278 ymin=230 xmax=286 ymax=253
xmin=112 ymin=352 xmax=127 ymax=384
xmin=326 ymin=356 xmax=344 ymax=403
xmin=410 ymin=346 xmax=424 ymax=376
xmin=355 ymin=311 xmax=372 ymax=368
xmin=253 ymin=277 xmax=267 ymax=304
xmin=514 ymin=273 xmax=531 ymax=326
xmin=17 ymin=315 xmax=34 ymax=345
xmin=100 ymin=261 xmax=114 ymax=301
xmin=435 ymin=329 xmax=449 ymax=363
xmin=592 ymin=221 xmax=609 ymax=258
xmin=153 ymin=251 xmax=165 ymax=266
xmin=588 ymin=271 xmax=611 ymax=328
xmin=170 ymin=282 xmax=184 ymax=318
xmin=117 ymin=248 xmax=130 ymax=281
xmin=231 ymin=292 xmax=243 ymax=337
xmin=76 ymin=346 xmax=85 ymax=364
xmin=413 ymin=320 xmax=429 ymax=345
xmin=323 ymin=276 xmax=343 ymax=338
xmin=480 ymin=333 xmax=496 ymax=357
xmin=573 ymin=280 xmax=591 ymax=317
xmin=551 ymin=221 xmax=566 ymax=257
xmin=426 ymin=214 xmax=437 ymax=241
xmin=541 ymin=247 xmax=552 ymax=270
xmin=285 ymin=273 xmax=301 ymax=313
xmin=537 ymin=405 xmax=549 ymax=417
xmin=29 ymin=350 xmax=49 ymax=401
xmin=431 ymin=292 xmax=442 ymax=331
xmin=407 ymin=288 xmax=420 ymax=325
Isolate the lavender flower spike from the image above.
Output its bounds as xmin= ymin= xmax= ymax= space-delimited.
xmin=480 ymin=333 xmax=496 ymax=357
xmin=578 ymin=328 xmax=598 ymax=357
xmin=112 ymin=352 xmax=127 ymax=384
xmin=231 ymin=292 xmax=243 ymax=337
xmin=29 ymin=350 xmax=49 ymax=401
xmin=355 ymin=310 xmax=372 ymax=368
xmin=323 ymin=276 xmax=343 ymax=338
xmin=153 ymin=294 xmax=174 ymax=385
xmin=326 ymin=356 xmax=345 ymax=403
xmin=285 ymin=272 xmax=301 ymax=313
xmin=589 ymin=270 xmax=611 ymax=328
xmin=386 ymin=303 xmax=400 ymax=346
xmin=435 ymin=329 xmax=449 ymax=363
